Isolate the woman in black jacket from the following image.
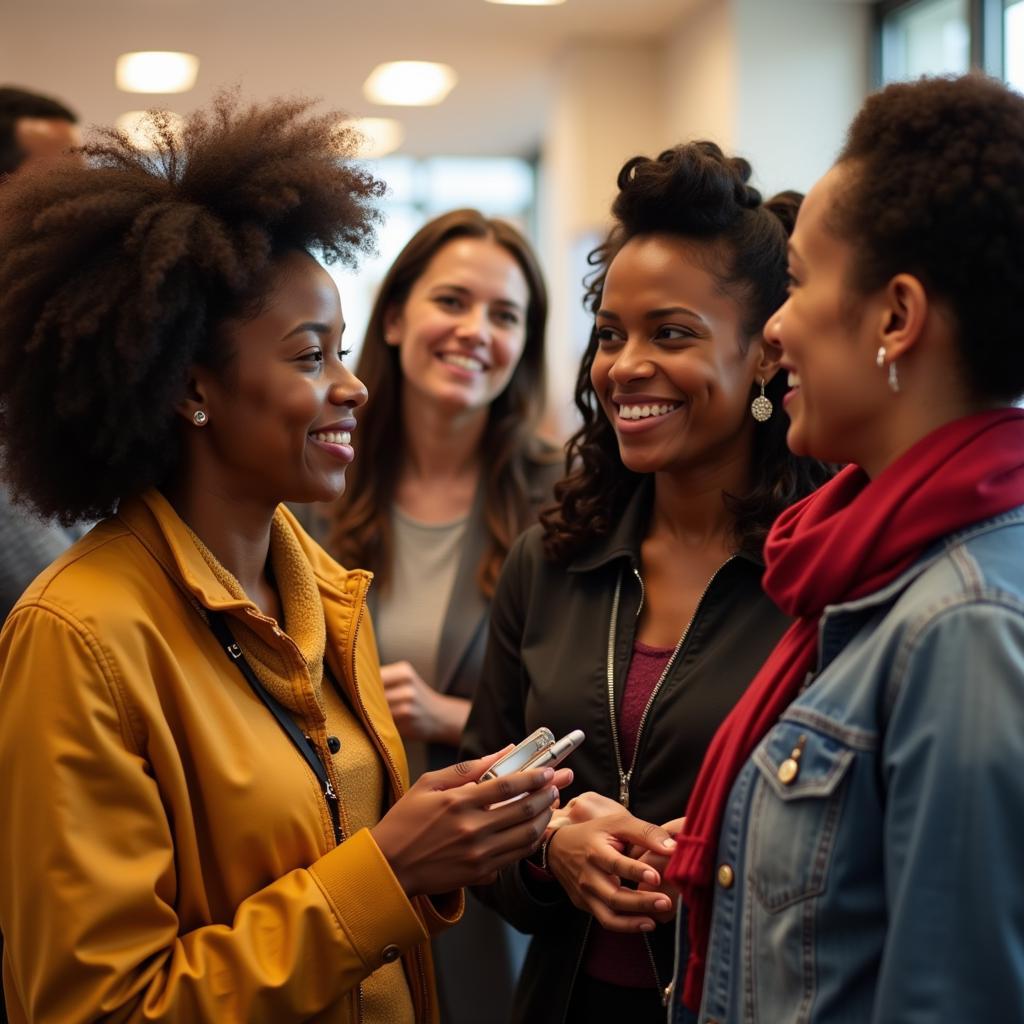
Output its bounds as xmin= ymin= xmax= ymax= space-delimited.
xmin=461 ymin=142 xmax=830 ymax=1023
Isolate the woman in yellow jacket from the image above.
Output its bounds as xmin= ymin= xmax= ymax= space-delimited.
xmin=0 ymin=97 xmax=566 ymax=1023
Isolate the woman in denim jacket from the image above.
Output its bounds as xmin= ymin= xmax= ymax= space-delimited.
xmin=665 ymin=74 xmax=1024 ymax=1022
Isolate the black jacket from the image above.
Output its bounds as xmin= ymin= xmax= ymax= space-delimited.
xmin=461 ymin=481 xmax=792 ymax=1023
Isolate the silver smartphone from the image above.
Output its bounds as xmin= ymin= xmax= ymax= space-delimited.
xmin=480 ymin=727 xmax=585 ymax=783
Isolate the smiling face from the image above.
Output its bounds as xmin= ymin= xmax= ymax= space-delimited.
xmin=191 ymin=249 xmax=368 ymax=506
xmin=385 ymin=235 xmax=530 ymax=415
xmin=766 ymin=164 xmax=889 ymax=465
xmin=591 ymin=234 xmax=768 ymax=478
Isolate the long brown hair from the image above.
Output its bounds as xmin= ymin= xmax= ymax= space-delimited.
xmin=328 ymin=208 xmax=549 ymax=597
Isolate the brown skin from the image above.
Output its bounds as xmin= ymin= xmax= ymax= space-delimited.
xmin=544 ymin=235 xmax=780 ymax=930
xmin=547 ymin=792 xmax=679 ymax=931
xmin=592 ymin=235 xmax=781 ymax=646
xmin=167 ymin=249 xmax=569 ymax=894
xmin=171 ymin=250 xmax=365 ymax=617
xmin=765 ymin=162 xmax=984 ymax=479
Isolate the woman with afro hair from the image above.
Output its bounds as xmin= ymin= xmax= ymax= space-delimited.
xmin=0 ymin=96 xmax=568 ymax=1024
xmin=666 ymin=74 xmax=1024 ymax=1023
xmin=460 ymin=141 xmax=829 ymax=1022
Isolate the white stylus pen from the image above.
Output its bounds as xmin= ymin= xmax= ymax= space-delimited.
xmin=527 ymin=729 xmax=585 ymax=770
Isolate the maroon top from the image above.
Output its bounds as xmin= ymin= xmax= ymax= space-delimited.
xmin=585 ymin=639 xmax=674 ymax=988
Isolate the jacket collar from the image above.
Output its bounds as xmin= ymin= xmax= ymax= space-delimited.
xmin=567 ymin=477 xmax=765 ymax=574
xmin=117 ymin=489 xmax=371 ymax=615
xmin=567 ymin=478 xmax=652 ymax=574
xmin=815 ymin=505 xmax=1024 ymax=668
xmin=823 ymin=504 xmax=1024 ymax=620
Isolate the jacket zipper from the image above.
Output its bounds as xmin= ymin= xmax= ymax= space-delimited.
xmin=304 ymin=732 xmax=343 ymax=845
xmin=216 ymin=609 xmax=345 ymax=849
xmin=605 ymin=558 xmax=735 ymax=809
xmin=346 ymin=577 xmax=431 ymax=1024
xmin=604 ymin=557 xmax=735 ymax=998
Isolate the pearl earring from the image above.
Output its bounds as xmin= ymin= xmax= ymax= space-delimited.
xmin=192 ymin=409 xmax=208 ymax=426
xmin=750 ymin=378 xmax=773 ymax=422
xmin=876 ymin=346 xmax=899 ymax=394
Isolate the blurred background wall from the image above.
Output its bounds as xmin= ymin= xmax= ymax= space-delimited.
xmin=4 ymin=0 xmax=1019 ymax=436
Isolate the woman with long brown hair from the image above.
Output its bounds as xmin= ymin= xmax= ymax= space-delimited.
xmin=327 ymin=209 xmax=559 ymax=1021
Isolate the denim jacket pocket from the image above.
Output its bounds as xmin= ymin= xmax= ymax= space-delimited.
xmin=748 ymin=722 xmax=855 ymax=912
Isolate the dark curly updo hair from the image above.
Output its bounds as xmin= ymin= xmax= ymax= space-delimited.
xmin=831 ymin=73 xmax=1024 ymax=403
xmin=0 ymin=94 xmax=384 ymax=524
xmin=541 ymin=141 xmax=830 ymax=562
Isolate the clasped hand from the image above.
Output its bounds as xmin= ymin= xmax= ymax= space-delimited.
xmin=544 ymin=791 xmax=683 ymax=931
xmin=371 ymin=748 xmax=573 ymax=897
xmin=381 ymin=660 xmax=468 ymax=745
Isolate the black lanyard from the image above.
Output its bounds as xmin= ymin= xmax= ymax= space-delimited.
xmin=206 ymin=611 xmax=342 ymax=844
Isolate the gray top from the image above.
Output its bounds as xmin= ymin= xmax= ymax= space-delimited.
xmin=374 ymin=506 xmax=468 ymax=779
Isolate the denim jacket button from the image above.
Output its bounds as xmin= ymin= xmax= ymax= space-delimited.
xmin=778 ymin=757 xmax=800 ymax=784
xmin=717 ymin=863 xmax=735 ymax=889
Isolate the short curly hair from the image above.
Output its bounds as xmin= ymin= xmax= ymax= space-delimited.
xmin=541 ymin=141 xmax=830 ymax=563
xmin=0 ymin=94 xmax=384 ymax=524
xmin=833 ymin=73 xmax=1024 ymax=403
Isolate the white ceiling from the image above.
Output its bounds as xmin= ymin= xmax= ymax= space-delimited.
xmin=2 ymin=0 xmax=706 ymax=157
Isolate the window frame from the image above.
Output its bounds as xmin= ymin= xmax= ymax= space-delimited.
xmin=874 ymin=0 xmax=1009 ymax=84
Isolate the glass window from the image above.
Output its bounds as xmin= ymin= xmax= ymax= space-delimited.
xmin=321 ymin=155 xmax=536 ymax=366
xmin=1006 ymin=0 xmax=1024 ymax=91
xmin=881 ymin=0 xmax=971 ymax=82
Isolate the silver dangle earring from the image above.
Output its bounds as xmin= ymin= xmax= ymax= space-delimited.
xmin=192 ymin=409 xmax=208 ymax=426
xmin=876 ymin=346 xmax=899 ymax=393
xmin=750 ymin=378 xmax=773 ymax=422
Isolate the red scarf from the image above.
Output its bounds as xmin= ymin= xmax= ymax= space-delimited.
xmin=666 ymin=408 xmax=1024 ymax=1013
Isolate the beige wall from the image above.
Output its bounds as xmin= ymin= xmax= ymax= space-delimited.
xmin=735 ymin=0 xmax=872 ymax=195
xmin=538 ymin=0 xmax=873 ymax=435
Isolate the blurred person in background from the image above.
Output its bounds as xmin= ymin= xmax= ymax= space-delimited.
xmin=0 ymin=85 xmax=83 ymax=623
xmin=462 ymin=142 xmax=830 ymax=1023
xmin=326 ymin=208 xmax=559 ymax=1023
xmin=0 ymin=95 xmax=568 ymax=1024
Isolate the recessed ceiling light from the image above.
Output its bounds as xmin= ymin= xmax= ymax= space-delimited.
xmin=115 ymin=110 xmax=185 ymax=151
xmin=116 ymin=51 xmax=199 ymax=94
xmin=347 ymin=117 xmax=405 ymax=159
xmin=363 ymin=61 xmax=457 ymax=106
xmin=484 ymin=0 xmax=566 ymax=5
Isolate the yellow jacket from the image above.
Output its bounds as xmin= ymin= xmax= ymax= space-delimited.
xmin=0 ymin=491 xmax=460 ymax=1023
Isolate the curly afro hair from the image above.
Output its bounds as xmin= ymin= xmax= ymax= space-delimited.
xmin=541 ymin=141 xmax=831 ymax=563
xmin=833 ymin=73 xmax=1024 ymax=403
xmin=0 ymin=93 xmax=384 ymax=524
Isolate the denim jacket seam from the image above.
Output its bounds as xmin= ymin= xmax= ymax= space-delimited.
xmin=948 ymin=542 xmax=984 ymax=591
xmin=885 ymin=583 xmax=1024 ymax=718
xmin=781 ymin=706 xmax=877 ymax=751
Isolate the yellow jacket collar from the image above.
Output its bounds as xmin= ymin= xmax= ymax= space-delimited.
xmin=117 ymin=490 xmax=371 ymax=615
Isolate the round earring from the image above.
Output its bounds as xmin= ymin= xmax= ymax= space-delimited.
xmin=750 ymin=378 xmax=773 ymax=422
xmin=192 ymin=409 xmax=208 ymax=426
xmin=875 ymin=346 xmax=886 ymax=368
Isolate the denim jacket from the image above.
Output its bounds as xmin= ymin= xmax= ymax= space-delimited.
xmin=674 ymin=506 xmax=1024 ymax=1024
